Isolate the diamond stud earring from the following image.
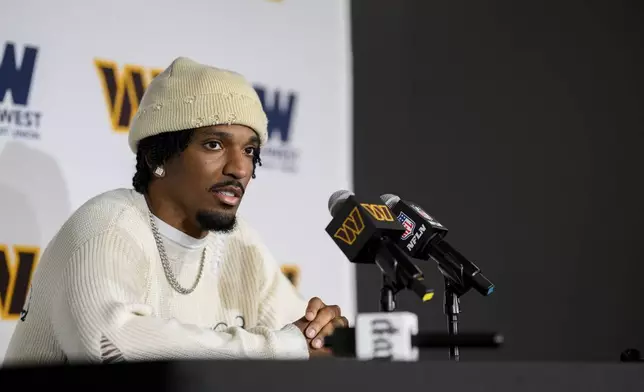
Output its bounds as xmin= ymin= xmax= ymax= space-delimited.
xmin=154 ymin=166 xmax=165 ymax=177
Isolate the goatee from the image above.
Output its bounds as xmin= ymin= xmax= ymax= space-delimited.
xmin=196 ymin=210 xmax=237 ymax=233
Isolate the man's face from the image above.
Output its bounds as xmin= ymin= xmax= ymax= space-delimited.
xmin=161 ymin=124 xmax=259 ymax=233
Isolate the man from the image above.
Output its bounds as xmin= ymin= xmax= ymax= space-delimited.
xmin=3 ymin=57 xmax=347 ymax=365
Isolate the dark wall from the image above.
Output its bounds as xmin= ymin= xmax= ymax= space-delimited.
xmin=351 ymin=0 xmax=644 ymax=361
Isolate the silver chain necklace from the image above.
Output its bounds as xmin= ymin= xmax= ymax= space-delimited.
xmin=149 ymin=211 xmax=206 ymax=295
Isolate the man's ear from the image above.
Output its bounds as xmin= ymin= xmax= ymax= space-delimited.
xmin=144 ymin=151 xmax=156 ymax=170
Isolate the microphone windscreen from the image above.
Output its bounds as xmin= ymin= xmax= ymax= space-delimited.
xmin=380 ymin=193 xmax=400 ymax=208
xmin=328 ymin=190 xmax=353 ymax=217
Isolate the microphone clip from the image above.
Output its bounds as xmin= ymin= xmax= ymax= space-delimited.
xmin=376 ymin=237 xmax=435 ymax=311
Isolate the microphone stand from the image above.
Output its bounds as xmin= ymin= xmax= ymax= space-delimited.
xmin=425 ymin=237 xmax=496 ymax=361
xmin=374 ymin=238 xmax=475 ymax=361
xmin=335 ymin=251 xmax=500 ymax=361
xmin=444 ymin=279 xmax=460 ymax=361
xmin=380 ymin=274 xmax=397 ymax=312
xmin=429 ymin=245 xmax=468 ymax=362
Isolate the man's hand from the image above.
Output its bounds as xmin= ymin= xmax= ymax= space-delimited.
xmin=293 ymin=297 xmax=348 ymax=356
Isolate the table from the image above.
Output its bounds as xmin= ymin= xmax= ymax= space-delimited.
xmin=1 ymin=358 xmax=642 ymax=392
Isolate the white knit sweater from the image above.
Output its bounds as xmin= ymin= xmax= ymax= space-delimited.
xmin=2 ymin=188 xmax=310 ymax=365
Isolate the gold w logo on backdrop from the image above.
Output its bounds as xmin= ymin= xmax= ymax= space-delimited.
xmin=360 ymin=203 xmax=394 ymax=222
xmin=0 ymin=245 xmax=39 ymax=321
xmin=333 ymin=207 xmax=365 ymax=245
xmin=94 ymin=59 xmax=163 ymax=133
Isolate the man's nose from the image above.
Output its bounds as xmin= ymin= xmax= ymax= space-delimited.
xmin=222 ymin=150 xmax=249 ymax=180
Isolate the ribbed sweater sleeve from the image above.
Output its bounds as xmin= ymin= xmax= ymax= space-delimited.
xmin=256 ymin=247 xmax=310 ymax=330
xmin=50 ymin=229 xmax=309 ymax=363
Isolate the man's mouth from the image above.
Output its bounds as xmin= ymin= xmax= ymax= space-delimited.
xmin=212 ymin=186 xmax=243 ymax=206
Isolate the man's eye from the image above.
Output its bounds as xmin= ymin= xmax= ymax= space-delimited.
xmin=245 ymin=147 xmax=257 ymax=155
xmin=205 ymin=141 xmax=222 ymax=150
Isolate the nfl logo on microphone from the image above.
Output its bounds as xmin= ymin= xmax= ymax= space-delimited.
xmin=397 ymin=212 xmax=415 ymax=240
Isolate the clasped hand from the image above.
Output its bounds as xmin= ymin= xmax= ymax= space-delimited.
xmin=293 ymin=297 xmax=348 ymax=356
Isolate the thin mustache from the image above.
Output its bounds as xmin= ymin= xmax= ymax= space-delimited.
xmin=209 ymin=180 xmax=245 ymax=195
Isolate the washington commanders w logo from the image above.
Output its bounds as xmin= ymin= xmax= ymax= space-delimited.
xmin=94 ymin=59 xmax=163 ymax=133
xmin=0 ymin=245 xmax=39 ymax=321
xmin=333 ymin=207 xmax=365 ymax=245
xmin=360 ymin=203 xmax=394 ymax=222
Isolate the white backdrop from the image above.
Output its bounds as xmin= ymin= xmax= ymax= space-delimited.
xmin=0 ymin=0 xmax=354 ymax=361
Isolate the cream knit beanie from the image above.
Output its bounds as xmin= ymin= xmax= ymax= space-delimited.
xmin=128 ymin=57 xmax=268 ymax=153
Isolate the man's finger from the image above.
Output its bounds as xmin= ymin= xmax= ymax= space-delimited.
xmin=335 ymin=316 xmax=349 ymax=328
xmin=311 ymin=316 xmax=348 ymax=349
xmin=305 ymin=297 xmax=325 ymax=321
xmin=310 ymin=321 xmax=336 ymax=349
xmin=305 ymin=305 xmax=340 ymax=339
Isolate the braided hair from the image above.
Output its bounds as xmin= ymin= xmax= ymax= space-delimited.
xmin=132 ymin=129 xmax=262 ymax=194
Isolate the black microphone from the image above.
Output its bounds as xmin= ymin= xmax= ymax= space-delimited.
xmin=380 ymin=194 xmax=495 ymax=298
xmin=325 ymin=190 xmax=435 ymax=303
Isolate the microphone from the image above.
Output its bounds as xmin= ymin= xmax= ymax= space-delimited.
xmin=380 ymin=194 xmax=495 ymax=298
xmin=325 ymin=190 xmax=435 ymax=304
xmin=326 ymin=191 xmax=502 ymax=361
